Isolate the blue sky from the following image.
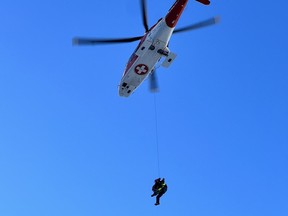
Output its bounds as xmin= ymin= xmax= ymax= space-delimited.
xmin=0 ymin=0 xmax=287 ymax=215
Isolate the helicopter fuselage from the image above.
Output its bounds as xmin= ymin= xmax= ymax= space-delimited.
xmin=119 ymin=0 xmax=188 ymax=97
xmin=73 ymin=0 xmax=216 ymax=97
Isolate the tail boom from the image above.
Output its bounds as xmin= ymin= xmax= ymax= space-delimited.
xmin=165 ymin=0 xmax=189 ymax=28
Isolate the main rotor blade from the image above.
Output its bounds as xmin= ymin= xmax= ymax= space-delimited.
xmin=149 ymin=69 xmax=159 ymax=93
xmin=140 ymin=0 xmax=149 ymax=32
xmin=73 ymin=36 xmax=143 ymax=45
xmin=173 ymin=16 xmax=220 ymax=34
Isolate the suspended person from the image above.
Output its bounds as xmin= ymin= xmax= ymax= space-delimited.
xmin=151 ymin=178 xmax=167 ymax=205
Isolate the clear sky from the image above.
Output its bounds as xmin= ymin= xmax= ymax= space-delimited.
xmin=0 ymin=0 xmax=287 ymax=215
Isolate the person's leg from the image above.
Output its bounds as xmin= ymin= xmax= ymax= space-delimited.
xmin=151 ymin=190 xmax=159 ymax=197
xmin=155 ymin=192 xmax=163 ymax=205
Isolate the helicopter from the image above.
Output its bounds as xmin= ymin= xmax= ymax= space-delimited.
xmin=73 ymin=0 xmax=219 ymax=97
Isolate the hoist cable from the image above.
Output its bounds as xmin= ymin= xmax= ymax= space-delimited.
xmin=153 ymin=94 xmax=161 ymax=177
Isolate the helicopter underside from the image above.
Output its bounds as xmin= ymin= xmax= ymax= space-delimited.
xmin=118 ymin=47 xmax=177 ymax=97
xmin=118 ymin=48 xmax=162 ymax=97
xmin=118 ymin=20 xmax=176 ymax=97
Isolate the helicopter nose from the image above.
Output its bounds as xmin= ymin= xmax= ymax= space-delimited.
xmin=165 ymin=0 xmax=188 ymax=28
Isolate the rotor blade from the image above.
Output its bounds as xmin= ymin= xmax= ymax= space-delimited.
xmin=140 ymin=0 xmax=149 ymax=32
xmin=149 ymin=69 xmax=159 ymax=93
xmin=73 ymin=36 xmax=143 ymax=45
xmin=173 ymin=16 xmax=220 ymax=34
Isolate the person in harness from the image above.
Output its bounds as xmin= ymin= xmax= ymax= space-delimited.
xmin=151 ymin=178 xmax=168 ymax=205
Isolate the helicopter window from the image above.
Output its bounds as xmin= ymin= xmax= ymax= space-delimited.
xmin=122 ymin=82 xmax=127 ymax=87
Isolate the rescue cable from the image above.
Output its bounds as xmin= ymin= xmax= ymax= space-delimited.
xmin=153 ymin=94 xmax=161 ymax=177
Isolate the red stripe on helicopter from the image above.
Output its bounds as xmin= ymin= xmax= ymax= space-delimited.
xmin=124 ymin=54 xmax=138 ymax=75
xmin=165 ymin=0 xmax=188 ymax=28
xmin=123 ymin=34 xmax=149 ymax=75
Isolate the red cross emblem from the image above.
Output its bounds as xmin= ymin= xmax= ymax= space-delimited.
xmin=134 ymin=64 xmax=149 ymax=75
